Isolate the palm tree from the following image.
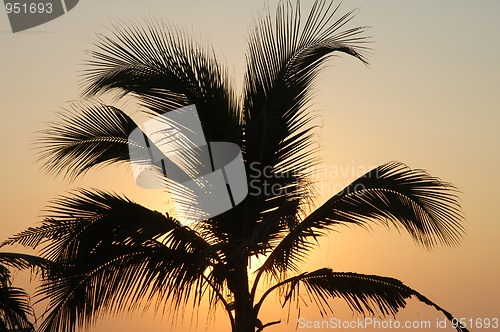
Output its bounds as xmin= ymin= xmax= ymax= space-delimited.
xmin=0 ymin=252 xmax=47 ymax=331
xmin=2 ymin=1 xmax=469 ymax=332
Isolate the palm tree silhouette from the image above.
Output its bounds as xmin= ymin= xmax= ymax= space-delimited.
xmin=0 ymin=252 xmax=47 ymax=331
xmin=2 ymin=1 xmax=469 ymax=332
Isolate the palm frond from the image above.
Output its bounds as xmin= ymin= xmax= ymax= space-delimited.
xmin=243 ymin=0 xmax=368 ymax=178
xmin=83 ymin=19 xmax=240 ymax=144
xmin=0 ymin=252 xmax=50 ymax=271
xmin=36 ymin=102 xmax=140 ymax=180
xmin=0 ymin=285 xmax=35 ymax=331
xmin=3 ymin=189 xmax=222 ymax=332
xmin=262 ymin=268 xmax=467 ymax=332
xmin=260 ymin=161 xmax=465 ymax=276
xmin=35 ymin=243 xmax=211 ymax=332
xmin=0 ymin=255 xmax=41 ymax=331
xmin=4 ymin=189 xmax=215 ymax=262
xmin=241 ymin=0 xmax=369 ymax=240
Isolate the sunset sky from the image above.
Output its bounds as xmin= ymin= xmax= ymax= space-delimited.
xmin=1 ymin=1 xmax=499 ymax=331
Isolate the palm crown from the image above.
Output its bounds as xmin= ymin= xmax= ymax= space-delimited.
xmin=2 ymin=1 xmax=468 ymax=332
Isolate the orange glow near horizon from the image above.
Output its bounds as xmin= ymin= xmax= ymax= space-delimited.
xmin=1 ymin=1 xmax=499 ymax=331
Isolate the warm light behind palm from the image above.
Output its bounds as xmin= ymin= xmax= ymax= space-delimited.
xmin=2 ymin=1 xmax=468 ymax=332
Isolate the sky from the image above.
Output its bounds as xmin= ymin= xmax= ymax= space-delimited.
xmin=1 ymin=1 xmax=499 ymax=331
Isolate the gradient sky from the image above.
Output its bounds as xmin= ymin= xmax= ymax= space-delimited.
xmin=1 ymin=1 xmax=499 ymax=331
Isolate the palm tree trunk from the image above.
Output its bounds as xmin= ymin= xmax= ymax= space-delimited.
xmin=230 ymin=257 xmax=254 ymax=332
